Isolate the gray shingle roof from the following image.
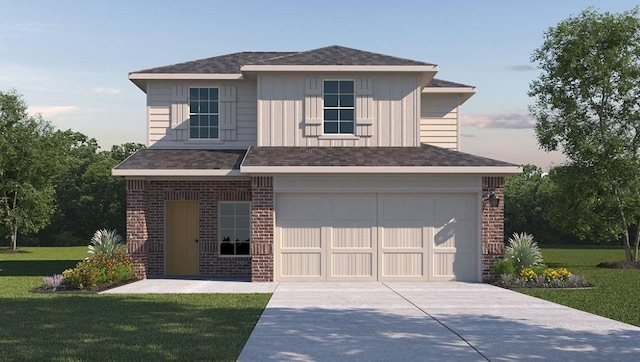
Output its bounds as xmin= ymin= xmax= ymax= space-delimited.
xmin=131 ymin=46 xmax=434 ymax=74
xmin=242 ymin=145 xmax=516 ymax=167
xmin=428 ymin=78 xmax=474 ymax=88
xmin=131 ymin=52 xmax=295 ymax=74
xmin=115 ymin=149 xmax=247 ymax=170
xmin=247 ymin=45 xmax=435 ymax=66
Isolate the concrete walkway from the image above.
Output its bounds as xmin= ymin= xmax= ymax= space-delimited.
xmin=100 ymin=278 xmax=278 ymax=294
xmin=239 ymin=282 xmax=640 ymax=361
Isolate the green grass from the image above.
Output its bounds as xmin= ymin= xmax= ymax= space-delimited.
xmin=520 ymin=245 xmax=640 ymax=327
xmin=0 ymin=247 xmax=271 ymax=361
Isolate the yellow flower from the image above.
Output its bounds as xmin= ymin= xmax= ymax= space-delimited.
xmin=519 ymin=268 xmax=537 ymax=282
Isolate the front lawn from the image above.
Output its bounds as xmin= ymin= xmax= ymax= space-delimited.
xmin=520 ymin=245 xmax=640 ymax=327
xmin=0 ymin=247 xmax=270 ymax=361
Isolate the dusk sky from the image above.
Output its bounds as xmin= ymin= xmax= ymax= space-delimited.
xmin=1 ymin=0 xmax=636 ymax=170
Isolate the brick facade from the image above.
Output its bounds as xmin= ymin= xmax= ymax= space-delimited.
xmin=250 ymin=176 xmax=275 ymax=282
xmin=481 ymin=176 xmax=505 ymax=282
xmin=126 ymin=178 xmax=254 ymax=279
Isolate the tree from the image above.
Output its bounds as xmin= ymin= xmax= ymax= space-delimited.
xmin=529 ymin=7 xmax=640 ymax=260
xmin=0 ymin=90 xmax=65 ymax=250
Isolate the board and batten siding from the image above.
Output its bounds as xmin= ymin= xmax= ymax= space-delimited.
xmin=420 ymin=93 xmax=460 ymax=150
xmin=256 ymin=73 xmax=423 ymax=147
xmin=145 ymin=80 xmax=258 ymax=149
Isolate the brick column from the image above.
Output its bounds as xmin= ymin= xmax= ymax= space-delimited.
xmin=250 ymin=176 xmax=274 ymax=282
xmin=126 ymin=179 xmax=149 ymax=279
xmin=482 ymin=176 xmax=505 ymax=282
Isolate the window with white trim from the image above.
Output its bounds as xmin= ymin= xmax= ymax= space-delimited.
xmin=189 ymin=87 xmax=219 ymax=139
xmin=219 ymin=202 xmax=250 ymax=256
xmin=323 ymin=80 xmax=354 ymax=134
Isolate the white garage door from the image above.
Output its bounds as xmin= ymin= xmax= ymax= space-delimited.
xmin=275 ymin=193 xmax=478 ymax=282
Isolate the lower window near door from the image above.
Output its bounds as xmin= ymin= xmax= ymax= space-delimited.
xmin=219 ymin=202 xmax=251 ymax=256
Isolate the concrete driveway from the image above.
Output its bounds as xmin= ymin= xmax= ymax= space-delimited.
xmin=239 ymin=282 xmax=640 ymax=361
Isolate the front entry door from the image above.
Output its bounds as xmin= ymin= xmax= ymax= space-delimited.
xmin=166 ymin=201 xmax=199 ymax=276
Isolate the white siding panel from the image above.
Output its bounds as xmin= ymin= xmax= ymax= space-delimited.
xmin=420 ymin=93 xmax=460 ymax=150
xmin=146 ymin=80 xmax=256 ymax=149
xmin=258 ymin=73 xmax=422 ymax=147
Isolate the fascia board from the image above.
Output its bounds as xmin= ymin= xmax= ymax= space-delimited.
xmin=111 ymin=169 xmax=243 ymax=177
xmin=240 ymin=65 xmax=439 ymax=72
xmin=239 ymin=165 xmax=522 ymax=175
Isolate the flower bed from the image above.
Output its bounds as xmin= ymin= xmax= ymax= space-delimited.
xmin=495 ymin=267 xmax=591 ymax=289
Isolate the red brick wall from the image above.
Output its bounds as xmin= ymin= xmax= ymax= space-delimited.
xmin=250 ymin=176 xmax=274 ymax=282
xmin=126 ymin=179 xmax=149 ymax=279
xmin=482 ymin=176 xmax=505 ymax=281
xmin=125 ymin=178 xmax=253 ymax=278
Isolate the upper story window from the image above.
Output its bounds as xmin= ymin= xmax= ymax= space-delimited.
xmin=189 ymin=87 xmax=219 ymax=139
xmin=323 ymin=80 xmax=354 ymax=134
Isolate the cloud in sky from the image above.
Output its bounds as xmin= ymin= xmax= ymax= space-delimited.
xmin=504 ymin=65 xmax=536 ymax=72
xmin=13 ymin=22 xmax=59 ymax=32
xmin=462 ymin=113 xmax=535 ymax=129
xmin=93 ymin=87 xmax=121 ymax=95
xmin=28 ymin=105 xmax=78 ymax=118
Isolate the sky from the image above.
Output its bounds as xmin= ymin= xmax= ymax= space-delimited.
xmin=0 ymin=0 xmax=636 ymax=170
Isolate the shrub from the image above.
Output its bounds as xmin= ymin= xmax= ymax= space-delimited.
xmin=42 ymin=274 xmax=63 ymax=289
xmin=493 ymin=258 xmax=515 ymax=276
xmin=88 ymin=229 xmax=124 ymax=258
xmin=504 ymin=232 xmax=543 ymax=272
xmin=62 ymin=250 xmax=135 ymax=290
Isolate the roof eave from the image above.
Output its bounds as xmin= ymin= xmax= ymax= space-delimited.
xmin=422 ymin=87 xmax=477 ymax=104
xmin=128 ymin=73 xmax=244 ymax=92
xmin=112 ymin=169 xmax=243 ymax=177
xmin=240 ymin=65 xmax=439 ymax=73
xmin=239 ymin=165 xmax=522 ymax=175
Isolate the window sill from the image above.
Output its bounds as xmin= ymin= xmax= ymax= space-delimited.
xmin=318 ymin=135 xmax=360 ymax=140
xmin=218 ymin=254 xmax=251 ymax=258
xmin=185 ymin=139 xmax=224 ymax=144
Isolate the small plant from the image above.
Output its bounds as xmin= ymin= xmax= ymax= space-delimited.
xmin=42 ymin=274 xmax=63 ymax=289
xmin=88 ymin=229 xmax=124 ymax=257
xmin=493 ymin=258 xmax=515 ymax=276
xmin=504 ymin=232 xmax=543 ymax=272
xmin=519 ymin=268 xmax=537 ymax=282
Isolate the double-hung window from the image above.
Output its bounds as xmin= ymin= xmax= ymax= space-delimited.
xmin=323 ymin=80 xmax=354 ymax=134
xmin=189 ymin=87 xmax=219 ymax=139
xmin=219 ymin=202 xmax=250 ymax=256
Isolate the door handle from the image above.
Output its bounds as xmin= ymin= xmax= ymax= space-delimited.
xmin=195 ymin=239 xmax=199 ymax=243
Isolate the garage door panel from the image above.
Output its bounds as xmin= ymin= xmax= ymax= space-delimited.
xmin=330 ymin=196 xmax=376 ymax=222
xmin=331 ymin=253 xmax=373 ymax=277
xmin=433 ymin=251 xmax=475 ymax=281
xmin=280 ymin=253 xmax=322 ymax=277
xmin=277 ymin=195 xmax=322 ymax=222
xmin=382 ymin=253 xmax=423 ymax=277
xmin=332 ymin=227 xmax=373 ymax=248
xmin=434 ymin=221 xmax=473 ymax=249
xmin=280 ymin=227 xmax=321 ymax=249
xmin=434 ymin=195 xmax=474 ymax=222
xmin=276 ymin=192 xmax=479 ymax=282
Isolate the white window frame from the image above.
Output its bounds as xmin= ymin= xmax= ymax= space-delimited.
xmin=188 ymin=87 xmax=220 ymax=140
xmin=219 ymin=202 xmax=251 ymax=257
xmin=323 ymin=79 xmax=355 ymax=135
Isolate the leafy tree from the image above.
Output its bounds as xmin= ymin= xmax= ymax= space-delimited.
xmin=36 ymin=135 xmax=144 ymax=246
xmin=529 ymin=7 xmax=640 ymax=260
xmin=0 ymin=90 xmax=65 ymax=250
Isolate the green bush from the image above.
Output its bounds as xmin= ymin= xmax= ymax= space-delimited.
xmin=88 ymin=229 xmax=124 ymax=257
xmin=504 ymin=232 xmax=544 ymax=272
xmin=493 ymin=258 xmax=515 ymax=276
xmin=63 ymin=250 xmax=135 ymax=290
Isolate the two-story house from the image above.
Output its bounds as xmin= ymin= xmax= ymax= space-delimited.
xmin=113 ymin=45 xmax=520 ymax=282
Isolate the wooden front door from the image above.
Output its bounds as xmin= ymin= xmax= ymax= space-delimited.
xmin=166 ymin=201 xmax=199 ymax=276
